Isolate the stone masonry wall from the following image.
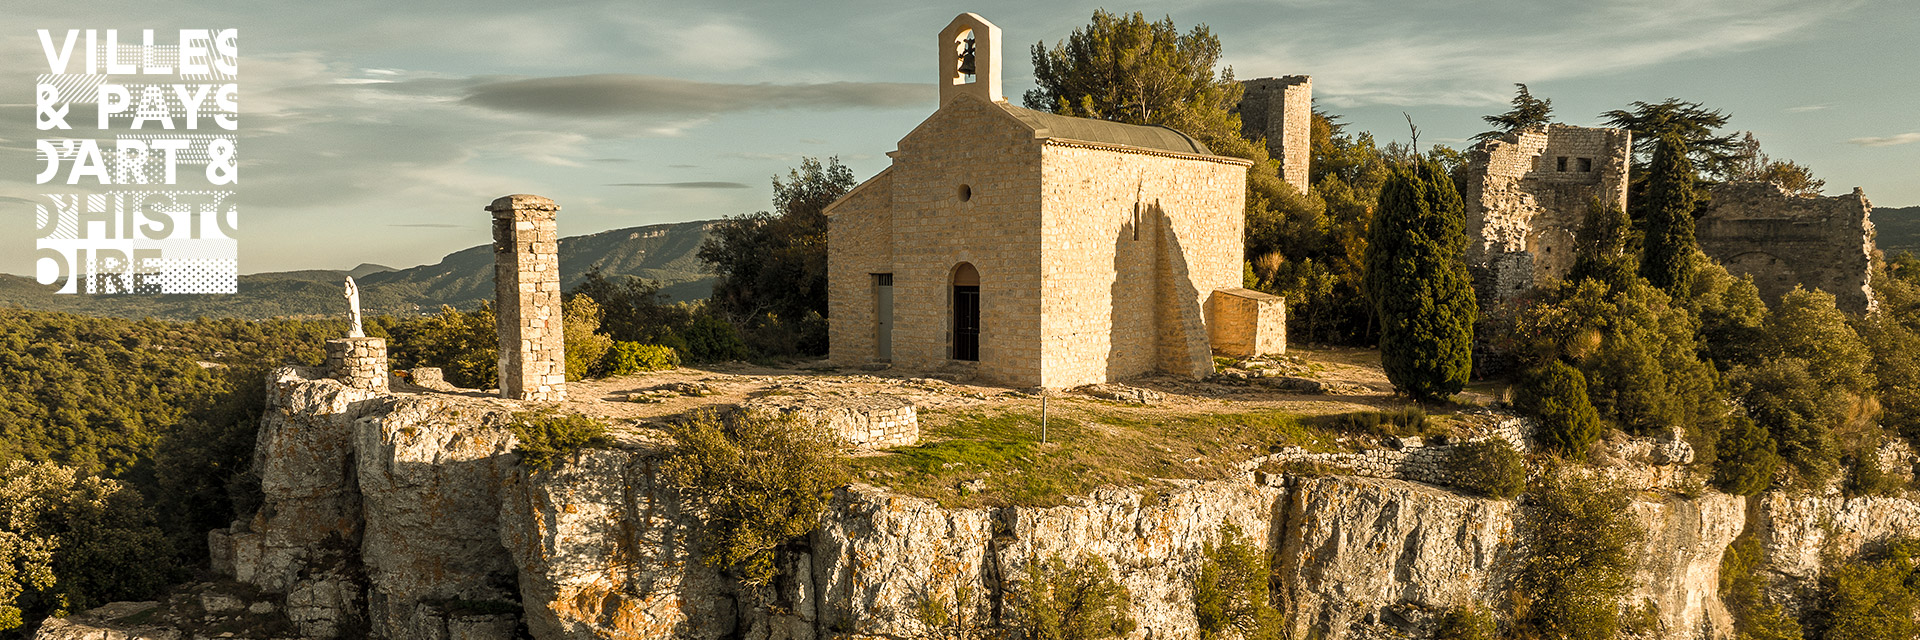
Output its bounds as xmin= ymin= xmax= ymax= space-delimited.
xmin=1697 ymin=181 xmax=1876 ymax=314
xmin=1237 ymin=76 xmax=1312 ymax=192
xmin=1038 ymin=143 xmax=1248 ymax=387
xmin=325 ymin=337 xmax=389 ymax=393
xmin=490 ymin=194 xmax=566 ymax=401
xmin=883 ymin=95 xmax=1047 ymax=385
xmin=743 ymin=394 xmax=919 ymax=449
xmin=1461 ymin=124 xmax=1630 ymax=294
xmin=1207 ymin=287 xmax=1286 ymax=357
xmin=826 ymin=168 xmax=895 ymax=368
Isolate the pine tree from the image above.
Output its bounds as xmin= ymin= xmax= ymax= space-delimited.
xmin=1640 ymin=133 xmax=1698 ymax=297
xmin=1364 ymin=161 xmax=1477 ymax=402
xmin=1714 ymin=416 xmax=1780 ymax=496
xmin=1472 ymin=83 xmax=1554 ymax=142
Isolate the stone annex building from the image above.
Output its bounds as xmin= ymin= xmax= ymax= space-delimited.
xmin=826 ymin=14 xmax=1287 ymax=388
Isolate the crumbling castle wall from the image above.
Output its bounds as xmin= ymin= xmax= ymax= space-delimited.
xmin=1697 ymin=181 xmax=1876 ymax=314
xmin=1460 ymin=124 xmax=1631 ymax=300
xmin=1237 ymin=76 xmax=1312 ymax=192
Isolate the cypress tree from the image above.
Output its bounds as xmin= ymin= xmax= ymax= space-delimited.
xmin=1568 ymin=197 xmax=1636 ymax=290
xmin=1641 ymin=133 xmax=1698 ymax=296
xmin=1364 ymin=160 xmax=1477 ymax=402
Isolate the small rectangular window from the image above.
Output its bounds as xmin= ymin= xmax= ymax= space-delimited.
xmin=873 ymin=273 xmax=893 ymax=286
xmin=1556 ymin=156 xmax=1569 ymax=172
xmin=1578 ymin=158 xmax=1593 ymax=172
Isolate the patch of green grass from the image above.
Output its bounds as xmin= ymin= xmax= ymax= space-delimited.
xmin=852 ymin=405 xmax=1353 ymax=508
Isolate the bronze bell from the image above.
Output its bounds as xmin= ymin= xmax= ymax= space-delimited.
xmin=958 ymin=36 xmax=977 ymax=75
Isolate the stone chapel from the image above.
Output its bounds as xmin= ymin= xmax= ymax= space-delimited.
xmin=825 ymin=13 xmax=1284 ymax=389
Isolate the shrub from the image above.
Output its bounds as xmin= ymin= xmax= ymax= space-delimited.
xmin=1449 ymin=438 xmax=1526 ymax=499
xmin=604 ymin=342 xmax=680 ymax=376
xmin=1731 ymin=358 xmax=1846 ymax=486
xmin=1194 ymin=523 xmax=1282 ymax=640
xmin=1846 ymin=444 xmax=1904 ymax=498
xmin=913 ymin=582 xmax=989 ymax=640
xmin=1516 ymin=360 xmax=1601 ymax=459
xmin=1815 ymin=538 xmax=1920 ymax=640
xmin=1307 ymin=408 xmax=1430 ymax=438
xmin=662 ymin=409 xmax=849 ymax=589
xmin=1010 ymin=553 xmax=1136 ymax=640
xmin=508 ymin=410 xmax=611 ymax=472
xmin=1719 ymin=530 xmax=1803 ymax=640
xmin=562 ymin=295 xmax=613 ymax=381
xmin=1433 ymin=606 xmax=1497 ymax=640
xmin=1713 ymin=416 xmax=1781 ymax=496
xmin=1511 ymin=470 xmax=1643 ymax=640
xmin=680 ymin=313 xmax=752 ymax=362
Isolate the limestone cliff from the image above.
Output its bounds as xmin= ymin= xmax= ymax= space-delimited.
xmin=36 ymin=366 xmax=1910 ymax=640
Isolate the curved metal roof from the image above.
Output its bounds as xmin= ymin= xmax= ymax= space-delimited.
xmin=1000 ymin=105 xmax=1213 ymax=156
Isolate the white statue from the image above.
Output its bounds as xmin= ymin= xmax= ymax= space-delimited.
xmin=345 ymin=276 xmax=365 ymax=338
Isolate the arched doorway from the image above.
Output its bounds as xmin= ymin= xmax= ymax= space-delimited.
xmin=952 ymin=263 xmax=979 ymax=361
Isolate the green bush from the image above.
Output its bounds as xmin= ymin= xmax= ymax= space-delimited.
xmin=1846 ymin=444 xmax=1905 ymax=498
xmin=1448 ymin=438 xmax=1526 ymax=499
xmin=1432 ymin=606 xmax=1497 ymax=640
xmin=1719 ymin=530 xmax=1803 ymax=640
xmin=1816 ymin=538 xmax=1920 ymax=640
xmin=662 ymin=409 xmax=849 ymax=589
xmin=1713 ymin=416 xmax=1781 ymax=496
xmin=508 ymin=410 xmax=611 ymax=472
xmin=604 ymin=342 xmax=680 ymax=376
xmin=1010 ymin=553 xmax=1136 ymax=640
xmin=680 ymin=313 xmax=752 ymax=363
xmin=1511 ymin=470 xmax=1643 ymax=640
xmin=1194 ymin=523 xmax=1282 ymax=640
xmin=1516 ymin=360 xmax=1602 ymax=460
xmin=562 ymin=295 xmax=613 ymax=381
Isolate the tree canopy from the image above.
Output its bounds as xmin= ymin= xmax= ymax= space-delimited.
xmin=1025 ymin=10 xmax=1244 ymax=151
xmin=1600 ymin=99 xmax=1746 ymax=180
xmin=1364 ymin=160 xmax=1477 ymax=402
xmin=1473 ymin=83 xmax=1554 ymax=142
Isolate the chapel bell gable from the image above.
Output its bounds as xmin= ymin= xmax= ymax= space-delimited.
xmin=939 ymin=13 xmax=1003 ymax=105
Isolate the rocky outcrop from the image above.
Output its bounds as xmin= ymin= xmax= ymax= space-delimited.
xmin=1276 ymin=476 xmax=1514 ymax=639
xmin=498 ymin=448 xmax=736 ymax=640
xmin=210 ymin=367 xmax=526 ymax=639
xmin=111 ymin=365 xmax=1890 ymax=640
xmin=1625 ymin=494 xmax=1745 ymax=639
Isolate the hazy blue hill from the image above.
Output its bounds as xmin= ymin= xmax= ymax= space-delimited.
xmin=0 ymin=219 xmax=717 ymax=320
xmin=1876 ymin=206 xmax=1920 ymax=257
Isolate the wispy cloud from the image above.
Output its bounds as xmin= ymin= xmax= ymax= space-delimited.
xmin=607 ymin=181 xmax=752 ymax=189
xmin=389 ymin=223 xmax=463 ymax=228
xmin=459 ymin=74 xmax=927 ymax=117
xmin=1786 ymin=104 xmax=1830 ymax=113
xmin=1849 ymin=133 xmax=1920 ymax=147
xmin=1231 ymin=0 xmax=1862 ymax=106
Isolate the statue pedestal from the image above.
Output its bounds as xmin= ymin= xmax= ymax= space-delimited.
xmin=325 ymin=337 xmax=389 ymax=393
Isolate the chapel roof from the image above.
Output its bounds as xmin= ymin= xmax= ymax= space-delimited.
xmin=999 ymin=104 xmax=1214 ymax=156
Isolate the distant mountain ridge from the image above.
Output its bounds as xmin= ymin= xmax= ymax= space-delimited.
xmin=1876 ymin=206 xmax=1920 ymax=257
xmin=0 ymin=219 xmax=718 ymax=320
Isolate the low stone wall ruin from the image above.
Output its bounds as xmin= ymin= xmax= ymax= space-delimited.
xmin=743 ymin=394 xmax=919 ymax=449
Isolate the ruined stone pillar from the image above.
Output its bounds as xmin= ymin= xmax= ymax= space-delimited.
xmin=488 ymin=194 xmax=565 ymax=402
xmin=324 ymin=336 xmax=389 ymax=392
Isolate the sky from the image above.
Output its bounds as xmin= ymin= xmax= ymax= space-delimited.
xmin=2 ymin=0 xmax=1916 ymax=276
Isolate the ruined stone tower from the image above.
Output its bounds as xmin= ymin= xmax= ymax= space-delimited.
xmin=1238 ymin=76 xmax=1313 ymax=192
xmin=489 ymin=194 xmax=565 ymax=401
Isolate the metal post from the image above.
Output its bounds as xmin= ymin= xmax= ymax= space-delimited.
xmin=1040 ymin=391 xmax=1049 ymax=444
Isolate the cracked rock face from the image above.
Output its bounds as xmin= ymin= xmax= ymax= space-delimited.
xmin=182 ymin=367 xmax=1774 ymax=640
xmin=498 ymin=448 xmax=738 ymax=640
xmin=1276 ymin=476 xmax=1515 ymax=640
